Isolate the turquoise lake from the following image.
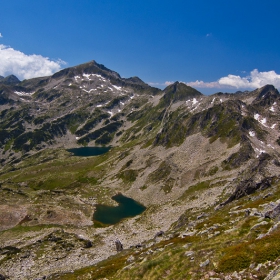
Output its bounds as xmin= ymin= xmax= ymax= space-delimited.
xmin=93 ymin=193 xmax=146 ymax=225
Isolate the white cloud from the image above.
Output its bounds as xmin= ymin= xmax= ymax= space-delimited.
xmin=148 ymin=82 xmax=164 ymax=86
xmin=0 ymin=33 xmax=2 ymax=38
xmin=0 ymin=44 xmax=65 ymax=80
xmin=218 ymin=69 xmax=280 ymax=89
xmin=169 ymin=69 xmax=280 ymax=91
xmin=165 ymin=81 xmax=174 ymax=86
xmin=186 ymin=80 xmax=221 ymax=88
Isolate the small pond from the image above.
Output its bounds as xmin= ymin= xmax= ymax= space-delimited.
xmin=93 ymin=193 xmax=146 ymax=226
xmin=67 ymin=146 xmax=111 ymax=157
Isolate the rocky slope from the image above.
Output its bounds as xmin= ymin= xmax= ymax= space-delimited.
xmin=1 ymin=61 xmax=280 ymax=279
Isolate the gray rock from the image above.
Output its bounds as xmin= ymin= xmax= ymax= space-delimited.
xmin=185 ymin=251 xmax=194 ymax=257
xmin=200 ymin=259 xmax=210 ymax=267
xmin=115 ymin=239 xmax=123 ymax=252
xmin=265 ymin=203 xmax=280 ymax=220
xmin=127 ymin=255 xmax=135 ymax=263
xmin=245 ymin=209 xmax=251 ymax=217
xmin=21 ymin=251 xmax=31 ymax=258
xmin=83 ymin=240 xmax=92 ymax=248
xmin=250 ymin=221 xmax=268 ymax=231
xmin=264 ymin=265 xmax=280 ymax=280
xmin=154 ymin=231 xmax=164 ymax=238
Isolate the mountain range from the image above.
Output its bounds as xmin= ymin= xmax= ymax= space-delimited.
xmin=0 ymin=61 xmax=280 ymax=279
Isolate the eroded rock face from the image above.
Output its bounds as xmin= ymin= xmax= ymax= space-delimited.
xmin=223 ymin=177 xmax=276 ymax=205
xmin=265 ymin=204 xmax=280 ymax=220
xmin=222 ymin=153 xmax=279 ymax=206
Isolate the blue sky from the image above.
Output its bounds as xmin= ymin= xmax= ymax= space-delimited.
xmin=1 ymin=0 xmax=280 ymax=94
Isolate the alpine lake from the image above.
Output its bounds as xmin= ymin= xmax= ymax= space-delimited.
xmin=93 ymin=193 xmax=146 ymax=226
xmin=67 ymin=147 xmax=146 ymax=225
xmin=67 ymin=146 xmax=111 ymax=157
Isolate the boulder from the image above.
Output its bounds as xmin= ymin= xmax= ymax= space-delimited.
xmin=200 ymin=259 xmax=210 ymax=267
xmin=115 ymin=239 xmax=123 ymax=252
xmin=154 ymin=231 xmax=164 ymax=238
xmin=265 ymin=203 xmax=280 ymax=220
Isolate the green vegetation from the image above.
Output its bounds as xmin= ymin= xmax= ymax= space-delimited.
xmin=117 ymin=169 xmax=138 ymax=183
xmin=181 ymin=181 xmax=211 ymax=199
xmin=78 ymin=121 xmax=123 ymax=145
xmin=205 ymin=165 xmax=218 ymax=176
xmin=75 ymin=111 xmax=110 ymax=136
xmin=148 ymin=161 xmax=171 ymax=183
xmin=161 ymin=178 xmax=175 ymax=193
xmin=222 ymin=141 xmax=254 ymax=170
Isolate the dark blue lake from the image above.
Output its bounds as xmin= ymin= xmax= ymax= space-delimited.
xmin=67 ymin=147 xmax=111 ymax=157
xmin=93 ymin=193 xmax=146 ymax=226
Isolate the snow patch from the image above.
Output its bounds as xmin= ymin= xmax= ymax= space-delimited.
xmin=91 ymin=74 xmax=106 ymax=82
xmin=91 ymin=74 xmax=102 ymax=79
xmin=14 ymin=91 xmax=35 ymax=96
xmin=271 ymin=124 xmax=277 ymax=129
xmin=249 ymin=131 xmax=255 ymax=137
xmin=192 ymin=98 xmax=198 ymax=105
xmin=260 ymin=118 xmax=267 ymax=125
xmin=112 ymin=85 xmax=122 ymax=91
xmin=254 ymin=113 xmax=268 ymax=127
xmin=254 ymin=147 xmax=266 ymax=157
xmin=82 ymin=73 xmax=92 ymax=80
xmin=254 ymin=113 xmax=260 ymax=120
xmin=82 ymin=89 xmax=95 ymax=93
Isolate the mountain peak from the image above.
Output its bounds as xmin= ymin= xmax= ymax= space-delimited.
xmin=0 ymin=74 xmax=20 ymax=85
xmin=51 ymin=60 xmax=121 ymax=81
xmin=256 ymin=84 xmax=279 ymax=98
xmin=161 ymin=81 xmax=202 ymax=105
xmin=125 ymin=76 xmax=146 ymax=85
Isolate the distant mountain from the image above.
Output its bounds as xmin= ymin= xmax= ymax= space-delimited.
xmin=0 ymin=74 xmax=20 ymax=85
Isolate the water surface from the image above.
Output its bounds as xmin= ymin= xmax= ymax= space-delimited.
xmin=67 ymin=146 xmax=110 ymax=157
xmin=93 ymin=193 xmax=146 ymax=225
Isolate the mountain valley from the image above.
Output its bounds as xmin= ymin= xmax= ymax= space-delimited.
xmin=1 ymin=61 xmax=280 ymax=279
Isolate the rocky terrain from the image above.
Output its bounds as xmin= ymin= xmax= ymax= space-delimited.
xmin=1 ymin=61 xmax=280 ymax=279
